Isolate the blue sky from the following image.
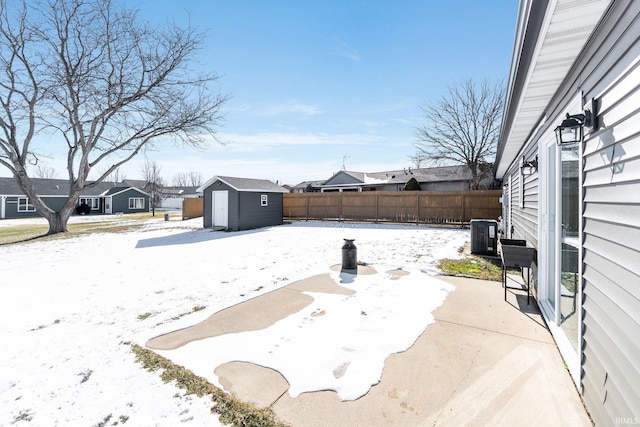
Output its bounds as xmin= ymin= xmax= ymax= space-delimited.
xmin=27 ymin=1 xmax=519 ymax=186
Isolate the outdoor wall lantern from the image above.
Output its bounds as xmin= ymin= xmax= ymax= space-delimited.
xmin=521 ymin=155 xmax=538 ymax=176
xmin=554 ymin=102 xmax=598 ymax=145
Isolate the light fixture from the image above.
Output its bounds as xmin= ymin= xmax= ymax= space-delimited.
xmin=521 ymin=155 xmax=538 ymax=176
xmin=555 ymin=100 xmax=598 ymax=145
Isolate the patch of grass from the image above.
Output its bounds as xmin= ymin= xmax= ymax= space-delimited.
xmin=131 ymin=344 xmax=288 ymax=427
xmin=13 ymin=410 xmax=33 ymax=423
xmin=0 ymin=212 xmax=178 ymax=245
xmin=0 ymin=224 xmax=49 ymax=244
xmin=438 ymin=256 xmax=503 ymax=281
xmin=137 ymin=312 xmax=153 ymax=321
xmin=171 ymin=305 xmax=208 ymax=321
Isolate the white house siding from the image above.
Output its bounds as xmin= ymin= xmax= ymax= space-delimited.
xmin=576 ymin=2 xmax=640 ymax=423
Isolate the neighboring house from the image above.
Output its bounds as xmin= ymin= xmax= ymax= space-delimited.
xmin=317 ymin=165 xmax=495 ymax=192
xmin=120 ymin=180 xmax=202 ymax=209
xmin=0 ymin=177 xmax=150 ymax=219
xmin=198 ymin=175 xmax=288 ymax=231
xmin=495 ymin=1 xmax=639 ymax=424
xmin=157 ymin=186 xmax=201 ymax=209
xmin=290 ymin=180 xmax=324 ymax=193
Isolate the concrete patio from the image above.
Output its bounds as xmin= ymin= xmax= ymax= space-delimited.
xmin=148 ymin=272 xmax=592 ymax=427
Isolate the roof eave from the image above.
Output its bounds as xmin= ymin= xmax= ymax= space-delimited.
xmin=495 ymin=0 xmax=611 ymax=178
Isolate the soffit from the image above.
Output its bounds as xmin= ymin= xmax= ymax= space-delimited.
xmin=496 ymin=0 xmax=611 ymax=178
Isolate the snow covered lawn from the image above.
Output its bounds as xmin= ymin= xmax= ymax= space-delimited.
xmin=1 ymin=218 xmax=468 ymax=426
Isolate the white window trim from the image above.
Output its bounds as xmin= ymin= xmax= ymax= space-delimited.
xmin=129 ymin=197 xmax=145 ymax=209
xmin=17 ymin=197 xmax=36 ymax=212
xmin=79 ymin=197 xmax=100 ymax=210
xmin=260 ymin=194 xmax=268 ymax=207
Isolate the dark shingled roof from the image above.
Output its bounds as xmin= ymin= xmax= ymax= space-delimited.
xmin=0 ymin=177 xmax=145 ymax=197
xmin=198 ymin=176 xmax=288 ymax=193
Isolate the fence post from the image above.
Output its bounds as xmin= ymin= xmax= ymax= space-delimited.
xmin=462 ymin=193 xmax=467 ymax=225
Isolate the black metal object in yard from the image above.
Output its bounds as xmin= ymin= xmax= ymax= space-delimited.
xmin=500 ymin=240 xmax=536 ymax=304
xmin=470 ymin=219 xmax=498 ymax=256
xmin=341 ymin=239 xmax=357 ymax=274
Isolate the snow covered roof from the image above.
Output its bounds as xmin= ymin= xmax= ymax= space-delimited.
xmin=320 ymin=165 xmax=474 ymax=189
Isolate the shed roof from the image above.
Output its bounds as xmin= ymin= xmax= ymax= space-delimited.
xmin=198 ymin=176 xmax=288 ymax=193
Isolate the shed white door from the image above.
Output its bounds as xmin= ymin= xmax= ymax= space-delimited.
xmin=212 ymin=190 xmax=228 ymax=228
xmin=104 ymin=197 xmax=112 ymax=214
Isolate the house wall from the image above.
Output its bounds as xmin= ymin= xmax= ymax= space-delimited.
xmin=503 ymin=142 xmax=540 ymax=246
xmin=421 ymin=181 xmax=472 ymax=192
xmin=502 ymin=2 xmax=640 ymax=424
xmin=323 ymin=172 xmax=361 ymax=186
xmin=573 ymin=2 xmax=640 ymax=424
xmin=2 ymin=195 xmax=68 ymax=218
xmin=110 ymin=189 xmax=150 ymax=214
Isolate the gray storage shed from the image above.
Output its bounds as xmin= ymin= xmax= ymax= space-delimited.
xmin=197 ymin=176 xmax=288 ymax=231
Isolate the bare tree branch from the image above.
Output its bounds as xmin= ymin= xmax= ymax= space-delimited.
xmin=0 ymin=0 xmax=228 ymax=233
xmin=140 ymin=157 xmax=163 ymax=216
xmin=414 ymin=78 xmax=504 ymax=189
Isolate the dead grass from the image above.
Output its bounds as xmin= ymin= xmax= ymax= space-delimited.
xmin=0 ymin=212 xmax=177 ymax=245
xmin=130 ymin=344 xmax=288 ymax=427
xmin=438 ymin=256 xmax=504 ymax=281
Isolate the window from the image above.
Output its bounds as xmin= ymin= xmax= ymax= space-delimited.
xmin=79 ymin=197 xmax=99 ymax=210
xmin=261 ymin=194 xmax=268 ymax=206
xmin=129 ymin=197 xmax=145 ymax=209
xmin=17 ymin=197 xmax=35 ymax=212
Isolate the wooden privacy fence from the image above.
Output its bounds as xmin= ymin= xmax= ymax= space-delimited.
xmin=182 ymin=197 xmax=204 ymax=220
xmin=283 ymin=190 xmax=502 ymax=225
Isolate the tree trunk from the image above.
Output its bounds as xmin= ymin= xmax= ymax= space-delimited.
xmin=44 ymin=206 xmax=74 ymax=235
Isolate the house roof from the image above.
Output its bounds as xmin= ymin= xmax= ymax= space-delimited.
xmin=159 ymin=186 xmax=201 ymax=196
xmin=120 ymin=179 xmax=149 ymax=189
xmin=495 ymin=0 xmax=611 ymax=178
xmin=198 ymin=176 xmax=288 ymax=193
xmin=321 ymin=165 xmax=475 ymax=189
xmin=0 ymin=177 xmax=146 ymax=197
xmin=292 ymin=180 xmax=325 ymax=190
xmin=102 ymin=186 xmax=150 ymax=197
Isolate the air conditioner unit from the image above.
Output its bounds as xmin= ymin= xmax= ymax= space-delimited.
xmin=470 ymin=219 xmax=498 ymax=256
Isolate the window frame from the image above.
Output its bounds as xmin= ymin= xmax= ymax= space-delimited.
xmin=79 ymin=197 xmax=100 ymax=210
xmin=17 ymin=197 xmax=36 ymax=212
xmin=129 ymin=197 xmax=145 ymax=209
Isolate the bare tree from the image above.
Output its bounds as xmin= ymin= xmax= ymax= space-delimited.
xmin=140 ymin=159 xmax=164 ymax=216
xmin=187 ymin=171 xmax=202 ymax=186
xmin=0 ymin=0 xmax=228 ymax=234
xmin=173 ymin=171 xmax=202 ymax=186
xmin=103 ymin=167 xmax=126 ymax=184
xmin=34 ymin=165 xmax=57 ymax=179
xmin=407 ymin=153 xmax=430 ymax=169
xmin=172 ymin=172 xmax=188 ymax=186
xmin=414 ymin=78 xmax=504 ymax=189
